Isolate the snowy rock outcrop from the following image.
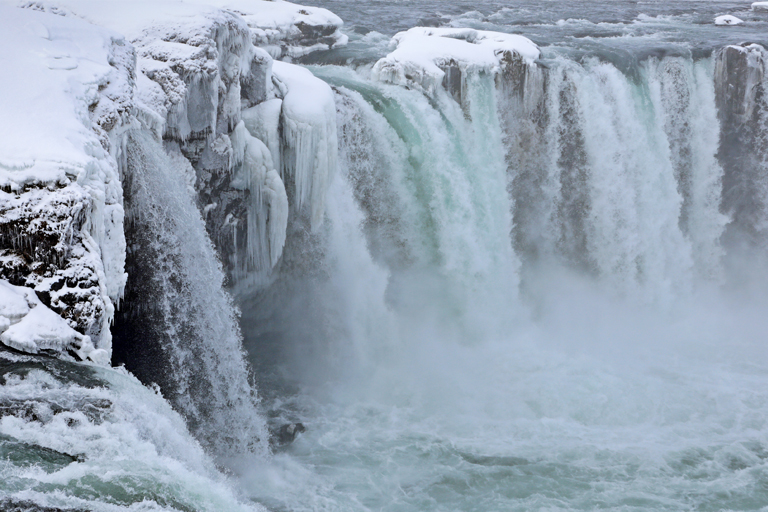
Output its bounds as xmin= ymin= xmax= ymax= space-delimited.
xmin=0 ymin=6 xmax=130 ymax=359
xmin=714 ymin=15 xmax=744 ymax=26
xmin=207 ymin=0 xmax=348 ymax=59
xmin=0 ymin=280 xmax=108 ymax=363
xmin=2 ymin=0 xmax=346 ymax=362
xmin=372 ymin=27 xmax=540 ymax=105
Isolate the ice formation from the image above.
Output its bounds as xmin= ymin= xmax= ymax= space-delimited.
xmin=229 ymin=122 xmax=289 ymax=273
xmin=715 ymin=15 xmax=744 ymax=25
xmin=372 ymin=27 xmax=540 ymax=99
xmin=752 ymin=2 xmax=768 ymax=12
xmin=242 ymin=98 xmax=284 ymax=177
xmin=273 ymin=61 xmax=338 ymax=231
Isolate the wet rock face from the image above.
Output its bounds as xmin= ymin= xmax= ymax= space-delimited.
xmin=270 ymin=421 xmax=306 ymax=447
xmin=714 ymin=43 xmax=768 ymax=248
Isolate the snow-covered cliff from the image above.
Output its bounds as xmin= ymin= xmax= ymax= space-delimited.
xmin=0 ymin=0 xmax=345 ymax=364
xmin=0 ymin=5 xmax=130 ymax=362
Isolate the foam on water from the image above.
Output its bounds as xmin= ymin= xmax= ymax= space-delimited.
xmin=0 ymin=349 xmax=264 ymax=511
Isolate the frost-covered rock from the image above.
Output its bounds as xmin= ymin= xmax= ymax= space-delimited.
xmin=0 ymin=5 xmax=130 ymax=357
xmin=0 ymin=279 xmax=107 ymax=363
xmin=714 ymin=15 xmax=744 ymax=26
xmin=372 ymin=27 xmax=540 ymax=101
xmin=207 ymin=0 xmax=348 ymax=59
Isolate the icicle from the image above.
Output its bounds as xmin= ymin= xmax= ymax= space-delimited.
xmin=272 ymin=61 xmax=338 ymax=231
xmin=229 ymin=122 xmax=289 ymax=274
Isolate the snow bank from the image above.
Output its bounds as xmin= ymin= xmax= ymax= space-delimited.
xmin=206 ymin=0 xmax=348 ymax=59
xmin=715 ymin=15 xmax=744 ymax=26
xmin=0 ymin=5 xmax=129 ymax=356
xmin=0 ymin=280 xmax=108 ymax=363
xmin=372 ymin=27 xmax=540 ymax=98
xmin=273 ymin=61 xmax=337 ymax=230
xmin=752 ymin=2 xmax=768 ymax=12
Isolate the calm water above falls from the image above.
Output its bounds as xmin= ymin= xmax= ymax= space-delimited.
xmin=236 ymin=3 xmax=768 ymax=511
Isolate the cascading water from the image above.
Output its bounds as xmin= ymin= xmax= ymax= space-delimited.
xmin=236 ymin=40 xmax=768 ymax=511
xmin=504 ymin=55 xmax=727 ymax=301
xmin=113 ymin=129 xmax=268 ymax=460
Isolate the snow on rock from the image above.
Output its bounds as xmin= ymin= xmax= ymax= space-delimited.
xmin=0 ymin=5 xmax=130 ymax=358
xmin=207 ymin=0 xmax=348 ymax=59
xmin=715 ymin=15 xmax=744 ymax=26
xmin=752 ymin=2 xmax=768 ymax=12
xmin=273 ymin=61 xmax=337 ymax=231
xmin=0 ymin=279 xmax=107 ymax=363
xmin=229 ymin=122 xmax=288 ymax=274
xmin=24 ymin=0 xmax=262 ymax=140
xmin=372 ymin=27 xmax=540 ymax=100
xmin=8 ymin=0 xmax=343 ymax=293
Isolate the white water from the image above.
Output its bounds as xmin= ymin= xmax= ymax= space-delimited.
xmin=0 ymin=350 xmax=263 ymax=511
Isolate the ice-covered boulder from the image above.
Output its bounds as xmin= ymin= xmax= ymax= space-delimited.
xmin=372 ymin=27 xmax=540 ymax=102
xmin=207 ymin=0 xmax=348 ymax=59
xmin=714 ymin=15 xmax=744 ymax=26
xmin=0 ymin=5 xmax=130 ymax=358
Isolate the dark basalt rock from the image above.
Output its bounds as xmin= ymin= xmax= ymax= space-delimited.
xmin=714 ymin=43 xmax=768 ymax=248
xmin=271 ymin=422 xmax=306 ymax=447
xmin=0 ymin=500 xmax=89 ymax=512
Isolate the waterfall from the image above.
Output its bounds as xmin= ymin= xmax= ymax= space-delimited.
xmin=114 ymin=129 xmax=268 ymax=460
xmin=315 ymin=66 xmax=522 ymax=341
xmin=500 ymin=55 xmax=726 ymax=301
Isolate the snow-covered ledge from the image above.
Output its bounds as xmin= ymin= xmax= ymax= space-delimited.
xmin=372 ymin=27 xmax=540 ymax=101
xmin=208 ymin=0 xmax=348 ymax=59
